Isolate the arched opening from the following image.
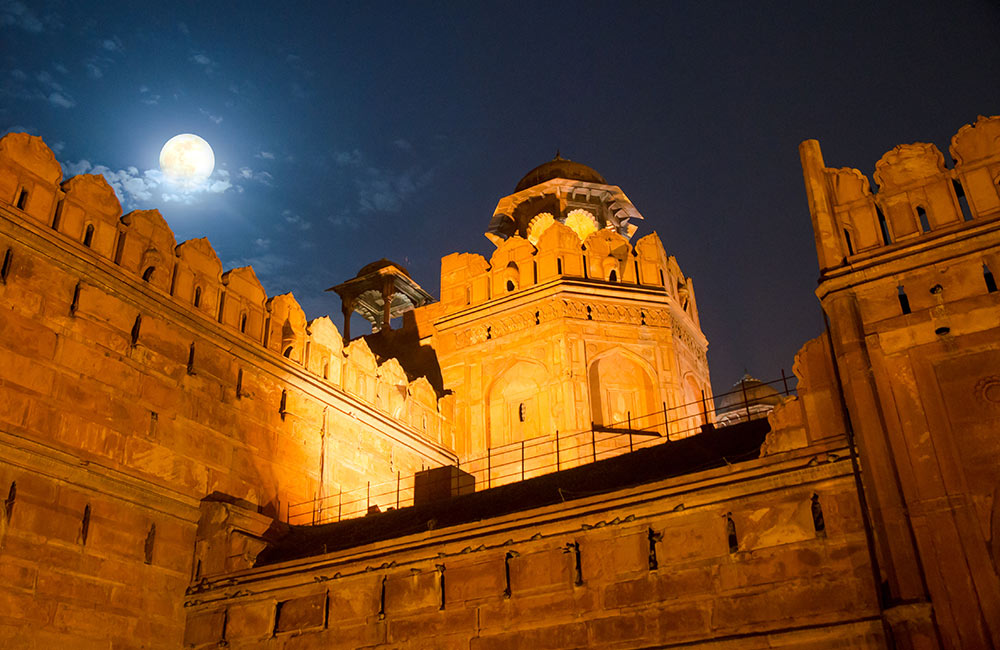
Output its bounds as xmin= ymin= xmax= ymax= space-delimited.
xmin=142 ymin=266 xmax=155 ymax=282
xmin=82 ymin=224 xmax=95 ymax=248
xmin=843 ymin=229 xmax=854 ymax=256
xmin=588 ymin=350 xmax=656 ymax=431
xmin=876 ymin=205 xmax=892 ymax=244
xmin=51 ymin=200 xmax=63 ymax=230
xmin=916 ymin=206 xmax=931 ymax=233
xmin=898 ymin=285 xmax=911 ymax=314
xmin=193 ymin=287 xmax=202 ymax=308
xmin=283 ymin=345 xmax=294 ymax=358
xmin=79 ymin=504 xmax=91 ymax=546
xmin=15 ymin=188 xmax=28 ymax=210
xmin=984 ymin=263 xmax=998 ymax=293
xmin=130 ymin=315 xmax=142 ymax=347
xmin=323 ymin=360 xmax=330 ymax=380
xmin=1 ymin=248 xmax=12 ymax=283
xmin=608 ymin=269 xmax=618 ymax=282
xmin=487 ymin=360 xmax=550 ymax=447
xmin=504 ymin=262 xmax=519 ymax=292
xmin=240 ymin=313 xmax=248 ymax=333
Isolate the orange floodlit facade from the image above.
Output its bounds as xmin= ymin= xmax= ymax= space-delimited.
xmin=0 ymin=115 xmax=997 ymax=649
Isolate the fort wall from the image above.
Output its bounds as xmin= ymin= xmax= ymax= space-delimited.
xmin=0 ymin=133 xmax=457 ymax=648
xmin=182 ymin=437 xmax=881 ymax=649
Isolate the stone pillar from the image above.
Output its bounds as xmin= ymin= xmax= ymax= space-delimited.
xmin=382 ymin=278 xmax=395 ymax=333
xmin=341 ymin=297 xmax=353 ymax=343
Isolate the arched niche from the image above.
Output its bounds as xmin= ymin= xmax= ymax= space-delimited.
xmin=588 ymin=348 xmax=657 ymax=431
xmin=486 ymin=359 xmax=552 ymax=448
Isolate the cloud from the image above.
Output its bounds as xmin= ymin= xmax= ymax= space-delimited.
xmin=85 ymin=62 xmax=103 ymax=79
xmin=333 ymin=149 xmax=363 ymax=167
xmin=256 ymin=150 xmax=275 ymax=160
xmin=332 ymin=148 xmax=434 ymax=215
xmin=328 ymin=214 xmax=361 ymax=230
xmin=3 ymin=69 xmax=77 ymax=108
xmin=189 ymin=52 xmax=218 ymax=75
xmin=138 ymin=85 xmax=160 ymax=105
xmin=178 ymin=22 xmax=189 ymax=35
xmin=238 ymin=166 xmax=272 ymax=185
xmin=63 ymin=159 xmax=234 ymax=208
xmin=47 ymin=92 xmax=74 ymax=108
xmin=101 ymin=36 xmax=123 ymax=52
xmin=199 ymin=107 xmax=223 ymax=124
xmin=282 ymin=209 xmax=312 ymax=231
xmin=0 ymin=1 xmax=43 ymax=32
xmin=393 ymin=139 xmax=413 ymax=152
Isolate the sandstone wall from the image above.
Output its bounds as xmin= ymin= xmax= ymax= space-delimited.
xmin=801 ymin=115 xmax=1000 ymax=648
xmin=183 ymin=437 xmax=883 ymax=649
xmin=425 ymin=219 xmax=712 ymax=462
xmin=0 ymin=133 xmax=457 ymax=649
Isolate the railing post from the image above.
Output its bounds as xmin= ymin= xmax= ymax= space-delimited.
xmin=627 ymin=411 xmax=633 ymax=452
xmin=781 ymin=368 xmax=790 ymax=395
xmin=337 ymin=488 xmax=342 ymax=522
xmin=366 ymin=481 xmax=370 ymax=512
xmin=521 ymin=440 xmax=525 ymax=481
xmin=396 ymin=471 xmax=400 ymax=509
xmin=487 ymin=447 xmax=491 ymax=489
xmin=591 ymin=423 xmax=597 ymax=462
xmin=555 ymin=430 xmax=561 ymax=471
xmin=741 ymin=378 xmax=752 ymax=421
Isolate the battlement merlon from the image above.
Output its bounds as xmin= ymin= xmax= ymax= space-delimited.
xmin=800 ymin=115 xmax=1000 ymax=277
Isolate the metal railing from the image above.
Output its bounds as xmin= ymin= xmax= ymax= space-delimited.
xmin=287 ymin=374 xmax=796 ymax=525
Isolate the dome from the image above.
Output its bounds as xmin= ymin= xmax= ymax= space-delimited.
xmin=514 ymin=154 xmax=607 ymax=193
xmin=716 ymin=374 xmax=784 ymax=413
xmin=355 ymin=258 xmax=411 ymax=279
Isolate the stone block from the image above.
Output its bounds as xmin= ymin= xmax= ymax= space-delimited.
xmin=0 ymin=561 xmax=36 ymax=592
xmin=226 ymin=599 xmax=275 ymax=640
xmin=183 ymin=609 xmax=225 ymax=647
xmin=386 ymin=608 xmax=477 ymax=644
xmin=275 ymin=591 xmax=326 ymax=634
xmin=385 ymin=567 xmax=441 ymax=615
xmin=327 ymin=575 xmax=381 ymax=623
xmin=443 ymin=556 xmax=505 ymax=606
xmin=472 ymin=621 xmax=589 ymax=650
xmin=509 ymin=545 xmax=573 ymax=594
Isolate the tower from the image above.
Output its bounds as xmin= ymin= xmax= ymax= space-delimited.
xmin=801 ymin=115 xmax=1000 ymax=649
xmin=410 ymin=155 xmax=713 ymax=465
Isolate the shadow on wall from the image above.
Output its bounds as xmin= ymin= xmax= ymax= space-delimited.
xmin=364 ymin=312 xmax=446 ymax=398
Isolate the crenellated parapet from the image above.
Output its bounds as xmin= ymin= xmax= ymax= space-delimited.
xmin=0 ymin=132 xmax=452 ymax=448
xmin=439 ymin=219 xmax=700 ymax=327
xmin=801 ymin=115 xmax=1000 ymax=272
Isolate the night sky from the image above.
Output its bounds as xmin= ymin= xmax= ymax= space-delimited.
xmin=3 ymin=0 xmax=999 ymax=390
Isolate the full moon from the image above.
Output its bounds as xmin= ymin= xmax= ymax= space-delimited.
xmin=159 ymin=134 xmax=215 ymax=187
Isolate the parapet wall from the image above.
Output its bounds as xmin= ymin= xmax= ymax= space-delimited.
xmin=801 ymin=115 xmax=1000 ymax=272
xmin=183 ymin=438 xmax=881 ymax=649
xmin=0 ymin=132 xmax=457 ymax=649
xmin=438 ymin=221 xmax=701 ymax=330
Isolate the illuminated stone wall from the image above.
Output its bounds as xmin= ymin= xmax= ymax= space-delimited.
xmin=182 ymin=437 xmax=882 ymax=649
xmin=0 ymin=132 xmax=456 ymax=649
xmin=799 ymin=115 xmax=1000 ymax=649
xmin=413 ymin=178 xmax=713 ymax=467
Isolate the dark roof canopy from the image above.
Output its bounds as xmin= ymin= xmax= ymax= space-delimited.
xmin=514 ymin=154 xmax=607 ymax=192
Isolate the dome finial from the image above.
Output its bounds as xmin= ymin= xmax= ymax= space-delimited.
xmin=554 ymin=149 xmax=565 ymax=161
